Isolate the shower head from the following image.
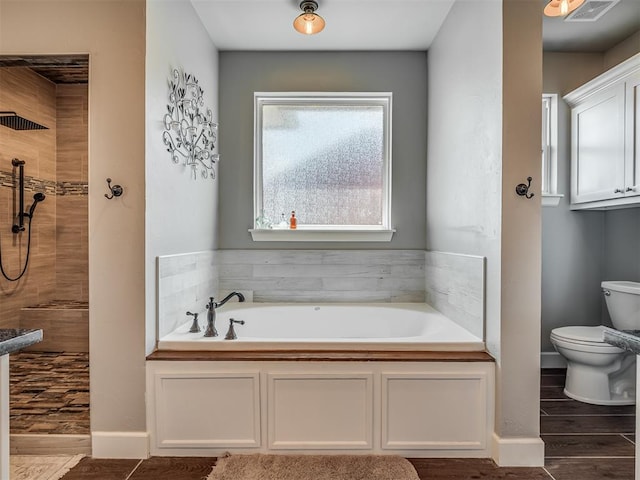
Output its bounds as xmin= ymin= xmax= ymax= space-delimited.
xmin=0 ymin=111 xmax=48 ymax=131
xmin=28 ymin=193 xmax=46 ymax=218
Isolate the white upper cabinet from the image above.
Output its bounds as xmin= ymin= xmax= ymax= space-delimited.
xmin=565 ymin=53 xmax=640 ymax=210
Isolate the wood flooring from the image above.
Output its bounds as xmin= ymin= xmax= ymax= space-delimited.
xmin=23 ymin=368 xmax=636 ymax=479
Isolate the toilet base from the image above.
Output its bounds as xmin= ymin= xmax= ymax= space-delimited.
xmin=563 ymin=388 xmax=635 ymax=406
xmin=563 ymin=356 xmax=636 ymax=406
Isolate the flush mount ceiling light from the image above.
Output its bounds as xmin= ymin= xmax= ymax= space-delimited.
xmin=293 ymin=1 xmax=325 ymax=35
xmin=544 ymin=0 xmax=585 ymax=16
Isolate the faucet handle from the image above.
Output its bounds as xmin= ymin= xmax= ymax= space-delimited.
xmin=186 ymin=311 xmax=200 ymax=333
xmin=224 ymin=318 xmax=245 ymax=340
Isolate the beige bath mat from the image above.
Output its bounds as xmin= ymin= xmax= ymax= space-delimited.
xmin=10 ymin=454 xmax=84 ymax=480
xmin=207 ymin=454 xmax=420 ymax=480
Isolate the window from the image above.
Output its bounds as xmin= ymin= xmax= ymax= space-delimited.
xmin=542 ymin=94 xmax=563 ymax=206
xmin=251 ymin=92 xmax=393 ymax=241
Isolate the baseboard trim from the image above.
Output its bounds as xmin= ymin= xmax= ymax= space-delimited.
xmin=491 ymin=433 xmax=545 ymax=467
xmin=91 ymin=431 xmax=149 ymax=459
xmin=10 ymin=434 xmax=91 ymax=455
xmin=541 ymin=351 xmax=566 ymax=369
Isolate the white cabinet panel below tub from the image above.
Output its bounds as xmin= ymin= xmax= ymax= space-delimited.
xmin=154 ymin=372 xmax=260 ymax=448
xmin=147 ymin=361 xmax=495 ymax=457
xmin=381 ymin=372 xmax=488 ymax=450
xmin=267 ymin=373 xmax=373 ymax=449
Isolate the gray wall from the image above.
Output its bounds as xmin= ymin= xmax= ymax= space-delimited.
xmin=541 ymin=47 xmax=640 ymax=352
xmin=218 ymin=51 xmax=427 ymax=250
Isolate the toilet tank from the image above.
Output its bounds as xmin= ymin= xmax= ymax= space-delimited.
xmin=602 ymin=281 xmax=640 ymax=330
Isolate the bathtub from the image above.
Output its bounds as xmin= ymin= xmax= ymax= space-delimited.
xmin=157 ymin=302 xmax=484 ymax=352
xmin=149 ymin=302 xmax=493 ymax=457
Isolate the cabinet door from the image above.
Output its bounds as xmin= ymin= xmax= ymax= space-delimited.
xmin=571 ymin=83 xmax=626 ymax=204
xmin=625 ymin=71 xmax=640 ymax=198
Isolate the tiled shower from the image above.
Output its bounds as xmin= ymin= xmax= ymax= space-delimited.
xmin=0 ymin=63 xmax=89 ymax=441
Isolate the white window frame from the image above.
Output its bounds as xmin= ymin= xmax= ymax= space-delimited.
xmin=542 ymin=93 xmax=563 ymax=206
xmin=250 ymin=92 xmax=395 ymax=242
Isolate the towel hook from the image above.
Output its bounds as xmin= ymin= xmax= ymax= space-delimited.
xmin=105 ymin=178 xmax=124 ymax=199
xmin=515 ymin=177 xmax=534 ymax=199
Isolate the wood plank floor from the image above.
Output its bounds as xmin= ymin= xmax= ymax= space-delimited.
xmin=52 ymin=368 xmax=634 ymax=479
xmin=541 ymin=368 xmax=635 ymax=480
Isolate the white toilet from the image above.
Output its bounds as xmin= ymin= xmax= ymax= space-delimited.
xmin=550 ymin=280 xmax=640 ymax=405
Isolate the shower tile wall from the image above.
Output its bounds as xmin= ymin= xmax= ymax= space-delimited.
xmin=55 ymin=84 xmax=88 ymax=301
xmin=0 ymin=67 xmax=57 ymax=329
xmin=0 ymin=67 xmax=88 ymax=331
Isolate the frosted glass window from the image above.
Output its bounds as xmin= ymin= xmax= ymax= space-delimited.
xmin=254 ymin=93 xmax=392 ymax=230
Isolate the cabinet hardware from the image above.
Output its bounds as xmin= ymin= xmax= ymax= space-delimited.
xmin=614 ymin=188 xmax=624 ymax=194
xmin=626 ymin=186 xmax=637 ymax=192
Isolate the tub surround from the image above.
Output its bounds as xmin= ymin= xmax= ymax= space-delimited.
xmin=157 ymin=249 xmax=485 ymax=344
xmin=425 ymin=252 xmax=485 ymax=339
xmin=0 ymin=328 xmax=42 ymax=480
xmin=151 ymin=249 xmax=491 ymax=458
xmin=147 ymin=360 xmax=494 ymax=458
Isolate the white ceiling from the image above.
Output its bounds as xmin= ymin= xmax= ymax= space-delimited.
xmin=190 ymin=0 xmax=640 ymax=52
xmin=190 ymin=0 xmax=456 ymax=51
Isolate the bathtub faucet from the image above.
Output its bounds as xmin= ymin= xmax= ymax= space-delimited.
xmin=203 ymin=292 xmax=245 ymax=337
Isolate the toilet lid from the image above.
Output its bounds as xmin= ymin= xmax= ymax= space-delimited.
xmin=551 ymin=325 xmax=606 ymax=344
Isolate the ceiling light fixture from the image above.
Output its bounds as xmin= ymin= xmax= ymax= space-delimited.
xmin=544 ymin=0 xmax=585 ymax=17
xmin=293 ymin=1 xmax=325 ymax=35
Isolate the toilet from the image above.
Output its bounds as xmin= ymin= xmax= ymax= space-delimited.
xmin=550 ymin=280 xmax=640 ymax=405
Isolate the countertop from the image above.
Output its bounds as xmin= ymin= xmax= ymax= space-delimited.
xmin=603 ymin=327 xmax=640 ymax=355
xmin=0 ymin=329 xmax=42 ymax=356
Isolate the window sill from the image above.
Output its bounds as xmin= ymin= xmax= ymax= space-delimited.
xmin=249 ymin=228 xmax=396 ymax=242
xmin=542 ymin=194 xmax=564 ymax=207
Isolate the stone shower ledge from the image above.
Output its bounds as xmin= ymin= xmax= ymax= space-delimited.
xmin=602 ymin=327 xmax=640 ymax=355
xmin=0 ymin=329 xmax=43 ymax=356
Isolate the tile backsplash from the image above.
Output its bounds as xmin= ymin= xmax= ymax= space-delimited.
xmin=157 ymin=249 xmax=486 ymax=341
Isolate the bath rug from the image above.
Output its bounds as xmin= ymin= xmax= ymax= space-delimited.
xmin=207 ymin=454 xmax=420 ymax=480
xmin=10 ymin=454 xmax=84 ymax=480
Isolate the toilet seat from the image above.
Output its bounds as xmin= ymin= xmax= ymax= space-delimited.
xmin=551 ymin=326 xmax=624 ymax=353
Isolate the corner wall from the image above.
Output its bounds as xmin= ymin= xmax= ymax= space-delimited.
xmin=145 ymin=1 xmax=220 ymax=357
xmin=0 ymin=0 xmax=147 ymax=456
xmin=427 ymin=0 xmax=543 ymax=465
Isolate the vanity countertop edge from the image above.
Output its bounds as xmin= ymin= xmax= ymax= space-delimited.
xmin=0 ymin=329 xmax=43 ymax=356
xmin=603 ymin=327 xmax=640 ymax=355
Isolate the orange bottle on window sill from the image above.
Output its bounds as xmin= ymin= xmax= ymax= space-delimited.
xmin=289 ymin=211 xmax=297 ymax=230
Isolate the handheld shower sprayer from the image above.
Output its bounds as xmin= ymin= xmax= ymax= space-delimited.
xmin=28 ymin=193 xmax=46 ymax=218
xmin=2 ymin=159 xmax=45 ymax=281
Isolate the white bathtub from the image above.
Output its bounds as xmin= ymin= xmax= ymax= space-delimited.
xmin=157 ymin=303 xmax=484 ymax=351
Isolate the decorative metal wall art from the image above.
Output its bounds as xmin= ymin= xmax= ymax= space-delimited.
xmin=162 ymin=69 xmax=219 ymax=180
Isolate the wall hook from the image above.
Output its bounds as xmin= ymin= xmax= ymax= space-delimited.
xmin=515 ymin=176 xmax=534 ymax=199
xmin=105 ymin=178 xmax=124 ymax=199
